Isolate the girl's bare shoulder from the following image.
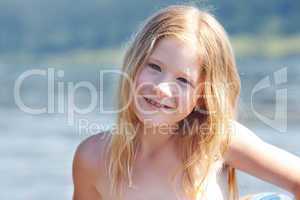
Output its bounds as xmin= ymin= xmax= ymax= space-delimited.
xmin=73 ymin=131 xmax=112 ymax=178
xmin=72 ymin=132 xmax=112 ymax=199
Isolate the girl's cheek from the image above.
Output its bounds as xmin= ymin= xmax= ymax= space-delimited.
xmin=176 ymin=94 xmax=190 ymax=110
xmin=138 ymin=68 xmax=156 ymax=83
xmin=135 ymin=74 xmax=157 ymax=95
xmin=177 ymin=86 xmax=193 ymax=98
xmin=136 ymin=70 xmax=150 ymax=87
xmin=181 ymin=92 xmax=196 ymax=109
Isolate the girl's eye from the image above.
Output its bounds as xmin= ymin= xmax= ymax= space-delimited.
xmin=148 ymin=63 xmax=162 ymax=72
xmin=177 ymin=77 xmax=192 ymax=86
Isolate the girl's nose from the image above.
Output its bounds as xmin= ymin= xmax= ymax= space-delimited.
xmin=154 ymin=82 xmax=174 ymax=98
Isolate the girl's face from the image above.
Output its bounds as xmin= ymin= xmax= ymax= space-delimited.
xmin=133 ymin=36 xmax=203 ymax=128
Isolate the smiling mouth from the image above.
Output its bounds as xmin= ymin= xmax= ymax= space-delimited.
xmin=143 ymin=97 xmax=173 ymax=109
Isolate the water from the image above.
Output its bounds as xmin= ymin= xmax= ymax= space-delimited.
xmin=1 ymin=109 xmax=299 ymax=199
xmin=1 ymin=57 xmax=299 ymax=199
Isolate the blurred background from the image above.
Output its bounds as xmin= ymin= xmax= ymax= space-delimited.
xmin=0 ymin=0 xmax=299 ymax=199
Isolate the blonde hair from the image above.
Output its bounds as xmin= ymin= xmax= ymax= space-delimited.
xmin=106 ymin=4 xmax=241 ymax=200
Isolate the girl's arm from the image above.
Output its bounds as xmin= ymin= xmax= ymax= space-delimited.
xmin=223 ymin=120 xmax=300 ymax=199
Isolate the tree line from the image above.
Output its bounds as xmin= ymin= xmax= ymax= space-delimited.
xmin=0 ymin=0 xmax=299 ymax=54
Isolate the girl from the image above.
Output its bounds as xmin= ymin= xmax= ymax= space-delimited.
xmin=72 ymin=4 xmax=300 ymax=200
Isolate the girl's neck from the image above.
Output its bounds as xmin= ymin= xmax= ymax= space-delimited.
xmin=136 ymin=123 xmax=177 ymax=159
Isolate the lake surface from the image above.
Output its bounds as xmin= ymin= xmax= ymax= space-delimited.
xmin=1 ymin=57 xmax=299 ymax=199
